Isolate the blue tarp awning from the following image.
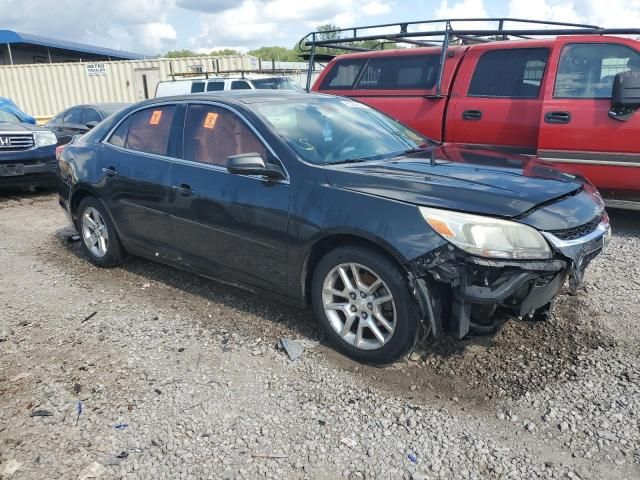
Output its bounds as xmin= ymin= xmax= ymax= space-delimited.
xmin=0 ymin=30 xmax=144 ymax=60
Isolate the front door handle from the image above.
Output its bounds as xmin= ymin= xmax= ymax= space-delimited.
xmin=544 ymin=111 xmax=572 ymax=124
xmin=462 ymin=110 xmax=483 ymax=121
xmin=172 ymin=184 xmax=195 ymax=196
xmin=102 ymin=166 xmax=118 ymax=177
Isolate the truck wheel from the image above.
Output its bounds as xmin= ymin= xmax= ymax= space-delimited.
xmin=311 ymin=246 xmax=420 ymax=364
xmin=77 ymin=197 xmax=123 ymax=268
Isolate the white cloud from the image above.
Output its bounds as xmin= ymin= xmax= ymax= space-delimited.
xmin=507 ymin=0 xmax=640 ymax=28
xmin=189 ymin=0 xmax=394 ymax=50
xmin=136 ymin=23 xmax=178 ymax=52
xmin=362 ymin=1 xmax=392 ymax=16
xmin=435 ymin=0 xmax=488 ymax=19
xmin=0 ymin=0 xmax=177 ymax=54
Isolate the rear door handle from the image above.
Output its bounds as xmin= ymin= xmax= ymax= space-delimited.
xmin=544 ymin=111 xmax=572 ymax=124
xmin=102 ymin=166 xmax=118 ymax=177
xmin=172 ymin=184 xmax=195 ymax=196
xmin=462 ymin=110 xmax=482 ymax=121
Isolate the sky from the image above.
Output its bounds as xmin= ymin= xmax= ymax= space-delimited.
xmin=1 ymin=0 xmax=639 ymax=55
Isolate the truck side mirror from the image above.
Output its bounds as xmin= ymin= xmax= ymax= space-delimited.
xmin=609 ymin=70 xmax=640 ymax=122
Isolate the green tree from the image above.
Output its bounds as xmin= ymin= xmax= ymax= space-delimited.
xmin=165 ymin=48 xmax=242 ymax=58
xmin=209 ymin=48 xmax=241 ymax=56
xmin=311 ymin=24 xmax=397 ymax=56
xmin=247 ymin=46 xmax=300 ymax=62
xmin=165 ymin=49 xmax=197 ymax=58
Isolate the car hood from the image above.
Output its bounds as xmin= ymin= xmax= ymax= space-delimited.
xmin=0 ymin=121 xmax=50 ymax=132
xmin=324 ymin=144 xmax=585 ymax=218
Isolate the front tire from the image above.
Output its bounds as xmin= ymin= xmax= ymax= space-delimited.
xmin=77 ymin=197 xmax=123 ymax=268
xmin=311 ymin=246 xmax=420 ymax=364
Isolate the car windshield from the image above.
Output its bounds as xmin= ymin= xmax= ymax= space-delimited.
xmin=0 ymin=109 xmax=21 ymax=124
xmin=253 ymin=97 xmax=431 ymax=165
xmin=252 ymin=77 xmax=300 ymax=91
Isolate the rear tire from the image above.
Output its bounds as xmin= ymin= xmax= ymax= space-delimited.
xmin=77 ymin=197 xmax=123 ymax=268
xmin=311 ymin=246 xmax=420 ymax=364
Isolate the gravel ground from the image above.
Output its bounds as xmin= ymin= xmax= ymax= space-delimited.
xmin=0 ymin=192 xmax=638 ymax=480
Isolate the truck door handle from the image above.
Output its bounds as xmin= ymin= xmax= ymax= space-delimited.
xmin=544 ymin=111 xmax=572 ymax=124
xmin=462 ymin=110 xmax=482 ymax=121
xmin=101 ymin=166 xmax=118 ymax=177
xmin=172 ymin=184 xmax=195 ymax=196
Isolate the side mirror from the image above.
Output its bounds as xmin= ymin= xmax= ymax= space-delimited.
xmin=226 ymin=153 xmax=285 ymax=179
xmin=609 ymin=71 xmax=640 ymax=121
xmin=86 ymin=121 xmax=100 ymax=130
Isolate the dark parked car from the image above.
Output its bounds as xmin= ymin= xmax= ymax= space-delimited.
xmin=57 ymin=91 xmax=610 ymax=364
xmin=46 ymin=103 xmax=130 ymax=145
xmin=0 ymin=109 xmax=58 ymax=189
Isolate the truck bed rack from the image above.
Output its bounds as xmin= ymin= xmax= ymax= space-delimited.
xmin=298 ymin=18 xmax=640 ymax=93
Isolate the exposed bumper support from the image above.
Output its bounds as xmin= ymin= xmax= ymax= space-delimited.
xmin=409 ymin=217 xmax=610 ymax=339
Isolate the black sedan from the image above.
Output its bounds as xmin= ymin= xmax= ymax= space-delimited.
xmin=57 ymin=91 xmax=610 ymax=364
xmin=46 ymin=103 xmax=130 ymax=145
xmin=1 ymin=109 xmax=58 ymax=189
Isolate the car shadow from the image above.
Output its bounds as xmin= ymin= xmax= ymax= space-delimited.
xmin=49 ymin=207 xmax=636 ymax=402
xmin=52 ymin=224 xmax=320 ymax=346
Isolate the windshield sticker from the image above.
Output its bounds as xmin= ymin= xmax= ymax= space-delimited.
xmin=203 ymin=112 xmax=219 ymax=129
xmin=340 ymin=100 xmax=370 ymax=109
xmin=149 ymin=110 xmax=163 ymax=125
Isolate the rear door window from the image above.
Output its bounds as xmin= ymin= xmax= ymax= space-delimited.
xmin=554 ymin=43 xmax=640 ymax=99
xmin=207 ymin=81 xmax=225 ymax=91
xmin=191 ymin=82 xmax=206 ymax=93
xmin=319 ymin=59 xmax=367 ymax=89
xmin=108 ymin=116 xmax=131 ymax=148
xmin=123 ymin=105 xmax=175 ymax=156
xmin=468 ymin=48 xmax=549 ymax=98
xmin=231 ymin=80 xmax=252 ymax=90
xmin=63 ymin=107 xmax=84 ymax=124
xmin=182 ymin=104 xmax=266 ymax=166
xmin=355 ymin=55 xmax=439 ymax=90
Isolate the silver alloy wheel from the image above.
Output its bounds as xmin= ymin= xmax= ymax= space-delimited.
xmin=81 ymin=206 xmax=109 ymax=258
xmin=321 ymin=262 xmax=397 ymax=350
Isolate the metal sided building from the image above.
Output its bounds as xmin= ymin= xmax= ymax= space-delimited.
xmin=0 ymin=54 xmax=260 ymax=121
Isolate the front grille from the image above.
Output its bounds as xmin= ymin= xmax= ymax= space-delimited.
xmin=548 ymin=216 xmax=601 ymax=241
xmin=0 ymin=133 xmax=35 ymax=151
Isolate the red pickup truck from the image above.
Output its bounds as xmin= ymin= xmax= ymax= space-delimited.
xmin=309 ymin=22 xmax=640 ymax=209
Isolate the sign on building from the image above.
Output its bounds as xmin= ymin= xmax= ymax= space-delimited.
xmin=85 ymin=63 xmax=107 ymax=76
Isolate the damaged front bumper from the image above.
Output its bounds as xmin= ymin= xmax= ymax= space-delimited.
xmin=409 ymin=215 xmax=611 ymax=339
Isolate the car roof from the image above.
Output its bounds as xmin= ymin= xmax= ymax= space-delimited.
xmin=140 ymin=90 xmax=330 ymax=106
xmin=158 ymin=74 xmax=292 ymax=83
xmin=76 ymin=103 xmax=131 ymax=109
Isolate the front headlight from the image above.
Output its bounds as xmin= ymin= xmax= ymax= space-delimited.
xmin=34 ymin=130 xmax=58 ymax=148
xmin=419 ymin=206 xmax=552 ymax=260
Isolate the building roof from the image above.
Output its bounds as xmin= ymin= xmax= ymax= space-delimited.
xmin=0 ymin=30 xmax=144 ymax=60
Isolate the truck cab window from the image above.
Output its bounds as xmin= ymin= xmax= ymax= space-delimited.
xmin=468 ymin=48 xmax=549 ymax=99
xmin=554 ymin=43 xmax=640 ymax=99
xmin=191 ymin=82 xmax=206 ymax=93
xmin=319 ymin=59 xmax=367 ymax=89
xmin=207 ymin=81 xmax=224 ymax=91
xmin=355 ymin=55 xmax=439 ymax=90
xmin=231 ymin=81 xmax=252 ymax=90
